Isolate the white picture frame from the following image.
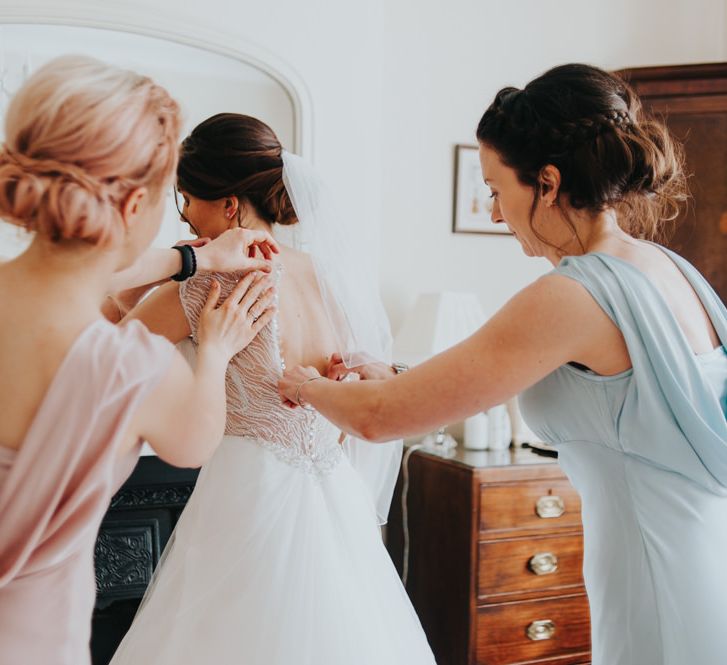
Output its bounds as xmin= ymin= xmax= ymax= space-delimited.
xmin=452 ymin=144 xmax=510 ymax=235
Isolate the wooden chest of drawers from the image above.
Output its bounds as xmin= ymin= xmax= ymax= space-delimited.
xmin=386 ymin=445 xmax=591 ymax=665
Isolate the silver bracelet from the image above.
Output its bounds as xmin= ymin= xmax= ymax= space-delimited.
xmin=295 ymin=376 xmax=325 ymax=411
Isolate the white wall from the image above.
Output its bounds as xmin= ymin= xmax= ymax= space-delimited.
xmin=379 ymin=0 xmax=727 ymax=331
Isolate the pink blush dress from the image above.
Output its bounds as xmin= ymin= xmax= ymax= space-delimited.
xmin=0 ymin=319 xmax=174 ymax=665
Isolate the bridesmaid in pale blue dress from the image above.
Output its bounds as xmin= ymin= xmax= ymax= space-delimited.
xmin=279 ymin=63 xmax=727 ymax=665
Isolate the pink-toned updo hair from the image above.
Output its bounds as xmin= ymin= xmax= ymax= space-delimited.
xmin=0 ymin=55 xmax=182 ymax=244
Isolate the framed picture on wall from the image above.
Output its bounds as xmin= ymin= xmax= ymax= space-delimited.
xmin=452 ymin=144 xmax=510 ymax=235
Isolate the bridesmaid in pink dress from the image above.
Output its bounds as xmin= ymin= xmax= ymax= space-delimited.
xmin=0 ymin=55 xmax=278 ymax=665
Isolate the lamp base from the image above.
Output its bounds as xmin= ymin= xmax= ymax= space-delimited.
xmin=421 ymin=427 xmax=458 ymax=457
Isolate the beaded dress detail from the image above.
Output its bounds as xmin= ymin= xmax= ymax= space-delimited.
xmin=178 ymin=263 xmax=342 ymax=477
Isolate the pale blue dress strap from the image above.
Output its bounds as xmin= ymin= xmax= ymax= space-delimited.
xmin=553 ymin=246 xmax=727 ymax=493
xmin=655 ymin=243 xmax=727 ymax=342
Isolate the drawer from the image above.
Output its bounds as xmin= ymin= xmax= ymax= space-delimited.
xmin=476 ymin=594 xmax=591 ymax=665
xmin=478 ymin=533 xmax=584 ymax=600
xmin=479 ymin=479 xmax=581 ymax=534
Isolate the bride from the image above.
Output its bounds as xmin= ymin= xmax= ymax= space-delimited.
xmin=110 ymin=113 xmax=436 ymax=664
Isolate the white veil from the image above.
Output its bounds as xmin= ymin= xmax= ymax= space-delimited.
xmin=280 ymin=150 xmax=402 ymax=525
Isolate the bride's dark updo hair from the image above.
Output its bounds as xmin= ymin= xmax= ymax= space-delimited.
xmin=476 ymin=63 xmax=688 ymax=241
xmin=177 ymin=113 xmax=297 ymax=226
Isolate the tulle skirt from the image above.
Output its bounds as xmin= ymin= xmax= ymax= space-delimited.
xmin=110 ymin=436 xmax=436 ymax=664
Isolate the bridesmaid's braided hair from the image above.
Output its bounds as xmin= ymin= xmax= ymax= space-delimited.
xmin=476 ymin=64 xmax=688 ymax=242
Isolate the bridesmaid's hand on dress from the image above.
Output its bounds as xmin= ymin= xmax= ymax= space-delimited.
xmin=279 ymin=366 xmax=323 ymax=408
xmin=197 ymin=272 xmax=276 ymax=362
xmin=326 ymin=352 xmax=396 ymax=381
xmin=195 ymin=227 xmax=280 ymax=275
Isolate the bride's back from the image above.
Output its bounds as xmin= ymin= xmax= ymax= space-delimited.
xmin=178 ymin=245 xmax=342 ymax=457
xmin=174 ymin=113 xmax=346 ymax=456
xmin=274 ymin=246 xmax=339 ymax=375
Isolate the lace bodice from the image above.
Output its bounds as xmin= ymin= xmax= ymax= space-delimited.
xmin=179 ymin=266 xmax=342 ymax=476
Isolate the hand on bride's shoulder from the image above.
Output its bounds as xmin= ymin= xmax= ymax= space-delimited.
xmin=195 ymin=227 xmax=280 ymax=275
xmin=197 ymin=271 xmax=276 ymax=361
xmin=326 ymin=353 xmax=395 ymax=381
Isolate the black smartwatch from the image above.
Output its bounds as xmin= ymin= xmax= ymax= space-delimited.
xmin=171 ymin=245 xmax=197 ymax=281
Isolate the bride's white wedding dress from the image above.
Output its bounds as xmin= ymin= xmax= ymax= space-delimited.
xmin=110 ymin=268 xmax=436 ymax=665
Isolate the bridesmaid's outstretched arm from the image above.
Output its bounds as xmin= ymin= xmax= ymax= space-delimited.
xmin=108 ymin=228 xmax=279 ymax=292
xmin=280 ymin=273 xmax=628 ymax=442
xmin=103 ymin=228 xmax=279 ymax=321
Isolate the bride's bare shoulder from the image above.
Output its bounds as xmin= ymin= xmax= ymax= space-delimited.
xmin=277 ymin=245 xmax=310 ymax=264
xmin=276 ymin=246 xmax=317 ymax=281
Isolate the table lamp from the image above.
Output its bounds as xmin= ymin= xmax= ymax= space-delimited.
xmin=394 ymin=291 xmax=486 ymax=453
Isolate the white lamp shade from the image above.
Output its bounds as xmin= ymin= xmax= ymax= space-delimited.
xmin=394 ymin=292 xmax=486 ymax=365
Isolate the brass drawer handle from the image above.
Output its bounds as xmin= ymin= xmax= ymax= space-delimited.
xmin=535 ymin=495 xmax=565 ymax=519
xmin=527 ymin=619 xmax=556 ymax=641
xmin=528 ymin=552 xmax=559 ymax=575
